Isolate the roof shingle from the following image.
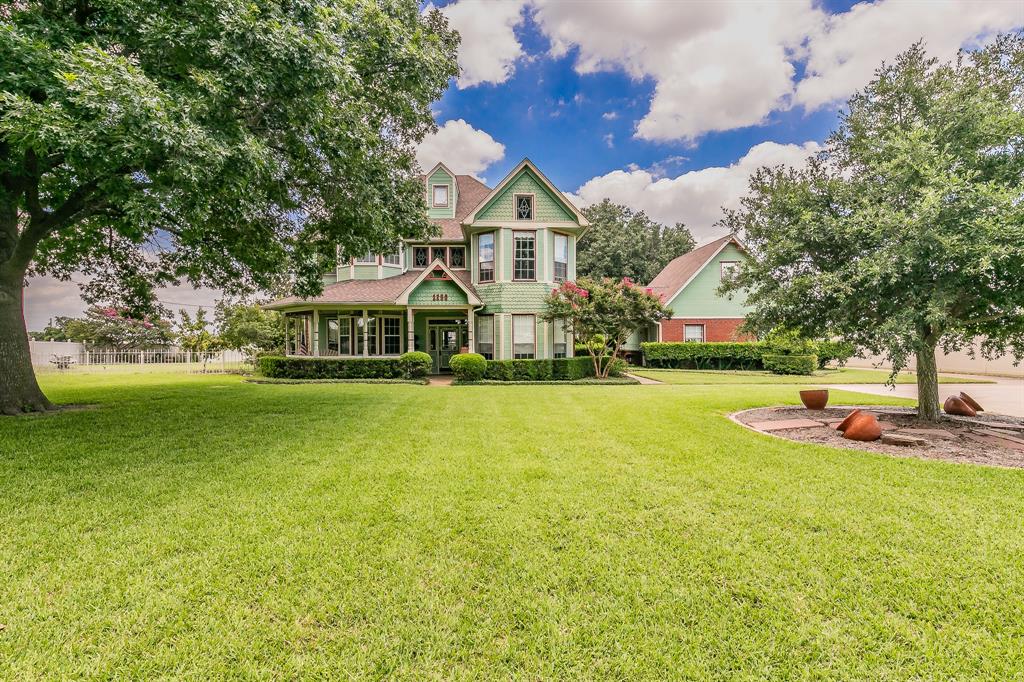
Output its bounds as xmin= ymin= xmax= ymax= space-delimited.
xmin=647 ymin=236 xmax=740 ymax=301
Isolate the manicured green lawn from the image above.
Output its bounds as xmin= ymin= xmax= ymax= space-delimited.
xmin=2 ymin=372 xmax=1022 ymax=678
xmin=630 ymin=366 xmax=988 ymax=385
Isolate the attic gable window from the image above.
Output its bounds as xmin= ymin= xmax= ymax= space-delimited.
xmin=720 ymin=261 xmax=740 ymax=281
xmin=432 ymin=184 xmax=449 ymax=207
xmin=515 ymin=194 xmax=534 ymax=220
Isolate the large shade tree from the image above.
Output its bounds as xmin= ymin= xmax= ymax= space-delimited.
xmin=577 ymin=200 xmax=695 ymax=284
xmin=0 ymin=0 xmax=458 ymax=413
xmin=721 ymin=36 xmax=1024 ymax=421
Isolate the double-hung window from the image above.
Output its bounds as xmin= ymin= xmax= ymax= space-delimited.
xmin=476 ymin=315 xmax=494 ymax=360
xmin=478 ymin=233 xmax=495 ymax=283
xmin=552 ymin=320 xmax=568 ymax=358
xmin=512 ymin=314 xmax=535 ymax=359
xmin=432 ymin=184 xmax=449 ymax=207
xmin=356 ymin=252 xmax=376 ymax=264
xmin=382 ymin=317 xmax=401 ymax=354
xmin=513 ymin=231 xmax=535 ymax=281
xmin=553 ymin=233 xmax=568 ymax=283
xmin=684 ymin=324 xmax=705 ymax=343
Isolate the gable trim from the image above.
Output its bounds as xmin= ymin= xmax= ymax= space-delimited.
xmin=462 ymin=158 xmax=590 ymax=228
xmin=395 ymin=258 xmax=482 ymax=305
xmin=663 ymin=237 xmax=745 ymax=309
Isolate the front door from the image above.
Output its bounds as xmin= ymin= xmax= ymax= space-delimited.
xmin=428 ymin=324 xmax=462 ymax=373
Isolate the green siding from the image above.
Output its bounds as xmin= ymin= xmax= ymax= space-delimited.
xmin=476 ymin=282 xmax=550 ymax=313
xmin=353 ymin=264 xmax=378 ymax=280
xmin=667 ymin=243 xmax=750 ymax=317
xmin=408 ymin=278 xmax=468 ymax=306
xmin=427 ymin=167 xmax=456 ymax=220
xmin=476 ymin=168 xmax=575 ymax=223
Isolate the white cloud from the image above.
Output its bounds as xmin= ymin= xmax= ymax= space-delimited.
xmin=569 ymin=141 xmax=821 ymax=242
xmin=531 ymin=0 xmax=823 ymax=142
xmin=438 ymin=0 xmax=528 ymax=88
xmin=796 ymin=0 xmax=1023 ymax=109
xmin=601 ymin=111 xmax=619 ymax=121
xmin=416 ymin=119 xmax=505 ymax=179
xmin=602 ymin=133 xmax=614 ymax=148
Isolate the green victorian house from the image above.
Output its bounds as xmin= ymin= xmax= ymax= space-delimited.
xmin=266 ymin=159 xmax=589 ymax=374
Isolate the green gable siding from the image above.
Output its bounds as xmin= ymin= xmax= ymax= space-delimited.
xmin=427 ymin=167 xmax=456 ymax=220
xmin=476 ymin=168 xmax=575 ymax=223
xmin=408 ymin=278 xmax=468 ymax=306
xmin=475 ymin=282 xmax=550 ymax=313
xmin=667 ymin=243 xmax=750 ymax=317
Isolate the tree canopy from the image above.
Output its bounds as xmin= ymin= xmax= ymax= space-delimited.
xmin=721 ymin=36 xmax=1024 ymax=420
xmin=0 ymin=0 xmax=458 ymax=413
xmin=577 ymin=200 xmax=695 ymax=284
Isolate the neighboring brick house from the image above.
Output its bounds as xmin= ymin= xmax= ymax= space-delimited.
xmin=644 ymin=235 xmax=751 ymax=345
xmin=265 ymin=159 xmax=589 ymax=374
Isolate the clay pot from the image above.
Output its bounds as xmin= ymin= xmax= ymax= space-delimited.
xmin=836 ymin=409 xmax=862 ymax=432
xmin=943 ymin=395 xmax=976 ymax=417
xmin=842 ymin=412 xmax=882 ymax=441
xmin=959 ymin=392 xmax=984 ymax=412
xmin=799 ymin=389 xmax=829 ymax=410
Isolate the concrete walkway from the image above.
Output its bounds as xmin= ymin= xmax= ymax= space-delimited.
xmin=625 ymin=373 xmax=663 ymax=385
xmin=823 ymin=375 xmax=1024 ymax=418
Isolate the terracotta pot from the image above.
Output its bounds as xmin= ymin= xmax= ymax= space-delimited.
xmin=943 ymin=395 xmax=976 ymax=417
xmin=799 ymin=389 xmax=829 ymax=410
xmin=959 ymin=392 xmax=984 ymax=412
xmin=842 ymin=412 xmax=882 ymax=441
xmin=836 ymin=409 xmax=862 ymax=432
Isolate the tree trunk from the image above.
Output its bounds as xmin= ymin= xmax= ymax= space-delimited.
xmin=915 ymin=337 xmax=941 ymax=422
xmin=0 ymin=276 xmax=53 ymax=415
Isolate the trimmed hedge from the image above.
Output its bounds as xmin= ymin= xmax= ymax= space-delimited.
xmin=482 ymin=356 xmax=626 ymax=381
xmin=259 ymin=355 xmax=425 ymax=380
xmin=762 ymin=354 xmax=817 ymax=375
xmin=641 ymin=342 xmax=766 ymax=370
xmin=815 ymin=340 xmax=856 ymax=368
xmin=450 ymin=353 xmax=487 ymax=381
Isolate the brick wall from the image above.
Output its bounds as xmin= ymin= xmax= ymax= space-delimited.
xmin=660 ymin=318 xmax=749 ymax=342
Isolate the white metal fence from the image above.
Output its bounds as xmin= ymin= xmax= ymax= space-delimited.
xmin=29 ymin=341 xmax=248 ymax=373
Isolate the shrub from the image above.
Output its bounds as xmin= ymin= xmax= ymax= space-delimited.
xmin=763 ymin=329 xmax=817 ymax=356
xmin=762 ymin=354 xmax=817 ymax=375
xmin=641 ymin=342 xmax=766 ymax=370
xmin=449 ymin=353 xmax=487 ymax=381
xmin=399 ymin=351 xmax=432 ymax=378
xmin=482 ymin=356 xmax=597 ymax=382
xmin=259 ymin=355 xmax=425 ymax=380
xmin=815 ymin=340 xmax=856 ymax=368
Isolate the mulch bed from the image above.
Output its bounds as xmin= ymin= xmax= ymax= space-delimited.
xmin=733 ymin=405 xmax=1024 ymax=469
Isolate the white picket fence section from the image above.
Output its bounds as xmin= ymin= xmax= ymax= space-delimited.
xmin=29 ymin=340 xmax=248 ymax=373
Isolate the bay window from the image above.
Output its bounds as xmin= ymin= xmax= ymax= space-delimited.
xmin=553 ymin=233 xmax=568 ymax=283
xmin=478 ymin=232 xmax=495 ymax=283
xmin=553 ymin=320 xmax=569 ymax=358
xmin=512 ymin=314 xmax=535 ymax=359
xmin=513 ymin=231 xmax=535 ymax=281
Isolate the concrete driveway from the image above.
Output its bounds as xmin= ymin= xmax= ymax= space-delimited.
xmin=823 ymin=375 xmax=1024 ymax=418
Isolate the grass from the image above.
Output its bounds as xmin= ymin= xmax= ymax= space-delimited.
xmin=2 ymin=371 xmax=1022 ymax=679
xmin=629 ymin=366 xmax=990 ymax=385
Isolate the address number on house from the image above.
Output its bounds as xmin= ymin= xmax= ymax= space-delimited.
xmin=432 ymin=293 xmax=449 ymax=302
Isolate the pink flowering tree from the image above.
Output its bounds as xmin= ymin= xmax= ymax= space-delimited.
xmin=61 ymin=305 xmax=174 ymax=350
xmin=542 ymin=276 xmax=671 ymax=378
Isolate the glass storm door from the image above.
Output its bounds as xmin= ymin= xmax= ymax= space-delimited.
xmin=438 ymin=326 xmax=460 ymax=372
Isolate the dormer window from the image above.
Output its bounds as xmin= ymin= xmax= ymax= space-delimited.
xmin=515 ymin=194 xmax=534 ymax=220
xmin=432 ymin=185 xmax=449 ymax=207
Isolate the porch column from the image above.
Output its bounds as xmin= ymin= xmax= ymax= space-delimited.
xmin=406 ymin=308 xmax=415 ymax=353
xmin=312 ymin=309 xmax=320 ymax=357
xmin=362 ymin=309 xmax=369 ymax=357
xmin=466 ymin=307 xmax=475 ymax=353
xmin=284 ymin=315 xmax=290 ymax=355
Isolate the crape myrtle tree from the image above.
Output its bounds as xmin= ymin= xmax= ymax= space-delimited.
xmin=721 ymin=36 xmax=1024 ymax=421
xmin=577 ymin=199 xmax=695 ymax=283
xmin=215 ymin=300 xmax=285 ymax=360
xmin=543 ymin=277 xmax=671 ymax=378
xmin=0 ymin=0 xmax=458 ymax=414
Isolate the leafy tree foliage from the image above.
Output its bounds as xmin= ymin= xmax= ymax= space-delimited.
xmin=543 ymin=277 xmax=671 ymax=378
xmin=39 ymin=304 xmax=174 ymax=349
xmin=577 ymin=200 xmax=695 ymax=283
xmin=175 ymin=308 xmax=222 ymax=355
xmin=215 ymin=300 xmax=285 ymax=358
xmin=0 ymin=0 xmax=458 ymax=413
xmin=721 ymin=36 xmax=1024 ymax=420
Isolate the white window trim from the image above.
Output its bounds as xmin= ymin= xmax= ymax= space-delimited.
xmin=720 ymin=260 xmax=740 ymax=280
xmin=513 ymin=193 xmax=535 ymax=221
xmin=684 ymin=324 xmax=705 ymax=343
xmin=432 ymin=184 xmax=450 ymax=208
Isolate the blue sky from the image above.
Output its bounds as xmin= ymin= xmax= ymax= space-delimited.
xmin=23 ymin=0 xmax=1023 ymax=328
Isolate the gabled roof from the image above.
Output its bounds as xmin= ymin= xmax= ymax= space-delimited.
xmin=396 ymin=258 xmax=482 ymax=305
xmin=263 ymin=265 xmax=480 ymax=309
xmin=647 ymin=235 xmax=745 ymax=305
xmin=419 ymin=172 xmax=492 ymax=240
xmin=462 ymin=158 xmax=590 ymax=227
